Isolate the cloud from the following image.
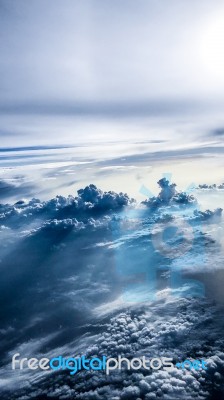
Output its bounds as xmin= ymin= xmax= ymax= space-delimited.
xmin=0 ymin=145 xmax=72 ymax=152
xmin=0 ymin=184 xmax=134 ymax=228
xmin=77 ymin=185 xmax=134 ymax=211
xmin=0 ymin=179 xmax=223 ymax=399
xmin=3 ymin=297 xmax=224 ymax=399
xmin=142 ymin=178 xmax=197 ymax=209
xmin=0 ymin=179 xmax=35 ymax=201
xmin=197 ymin=183 xmax=224 ymax=190
xmin=96 ymin=145 xmax=224 ymax=170
xmin=192 ymin=208 xmax=223 ymax=222
xmin=211 ymin=127 xmax=224 ymax=136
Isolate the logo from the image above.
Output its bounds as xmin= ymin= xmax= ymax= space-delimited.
xmin=112 ymin=173 xmax=205 ymax=302
xmin=12 ymin=354 xmax=207 ymax=375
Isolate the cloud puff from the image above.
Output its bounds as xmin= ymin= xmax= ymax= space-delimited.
xmin=192 ymin=208 xmax=223 ymax=222
xmin=142 ymin=178 xmax=197 ymax=209
xmin=77 ymin=184 xmax=134 ymax=211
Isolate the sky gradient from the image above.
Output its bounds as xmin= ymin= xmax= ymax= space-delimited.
xmin=1 ymin=0 xmax=224 ymax=109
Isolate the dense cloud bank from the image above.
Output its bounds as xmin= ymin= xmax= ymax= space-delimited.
xmin=0 ymin=184 xmax=134 ymax=228
xmin=2 ymin=298 xmax=224 ymax=400
xmin=1 ymin=179 xmax=222 ymax=230
xmin=0 ymin=180 xmax=223 ymax=399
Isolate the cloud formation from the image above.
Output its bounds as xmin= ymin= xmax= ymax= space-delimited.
xmin=0 ymin=184 xmax=134 ymax=228
xmin=0 ymin=179 xmax=223 ymax=399
xmin=142 ymin=178 xmax=197 ymax=209
xmin=0 ymin=179 xmax=35 ymax=201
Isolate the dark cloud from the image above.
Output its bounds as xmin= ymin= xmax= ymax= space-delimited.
xmin=0 ymin=184 xmax=134 ymax=228
xmin=212 ymin=128 xmax=224 ymax=136
xmin=96 ymin=146 xmax=224 ymax=169
xmin=2 ymin=298 xmax=224 ymax=399
xmin=0 ymin=145 xmax=73 ymax=152
xmin=192 ymin=208 xmax=223 ymax=223
xmin=0 ymin=99 xmax=201 ymax=118
xmin=0 ymin=179 xmax=35 ymax=201
xmin=197 ymin=183 xmax=224 ymax=190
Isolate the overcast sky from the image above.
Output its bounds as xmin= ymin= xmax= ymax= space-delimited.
xmin=1 ymin=0 xmax=224 ymax=112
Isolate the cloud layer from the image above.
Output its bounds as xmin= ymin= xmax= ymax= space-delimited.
xmin=0 ymin=179 xmax=223 ymax=399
